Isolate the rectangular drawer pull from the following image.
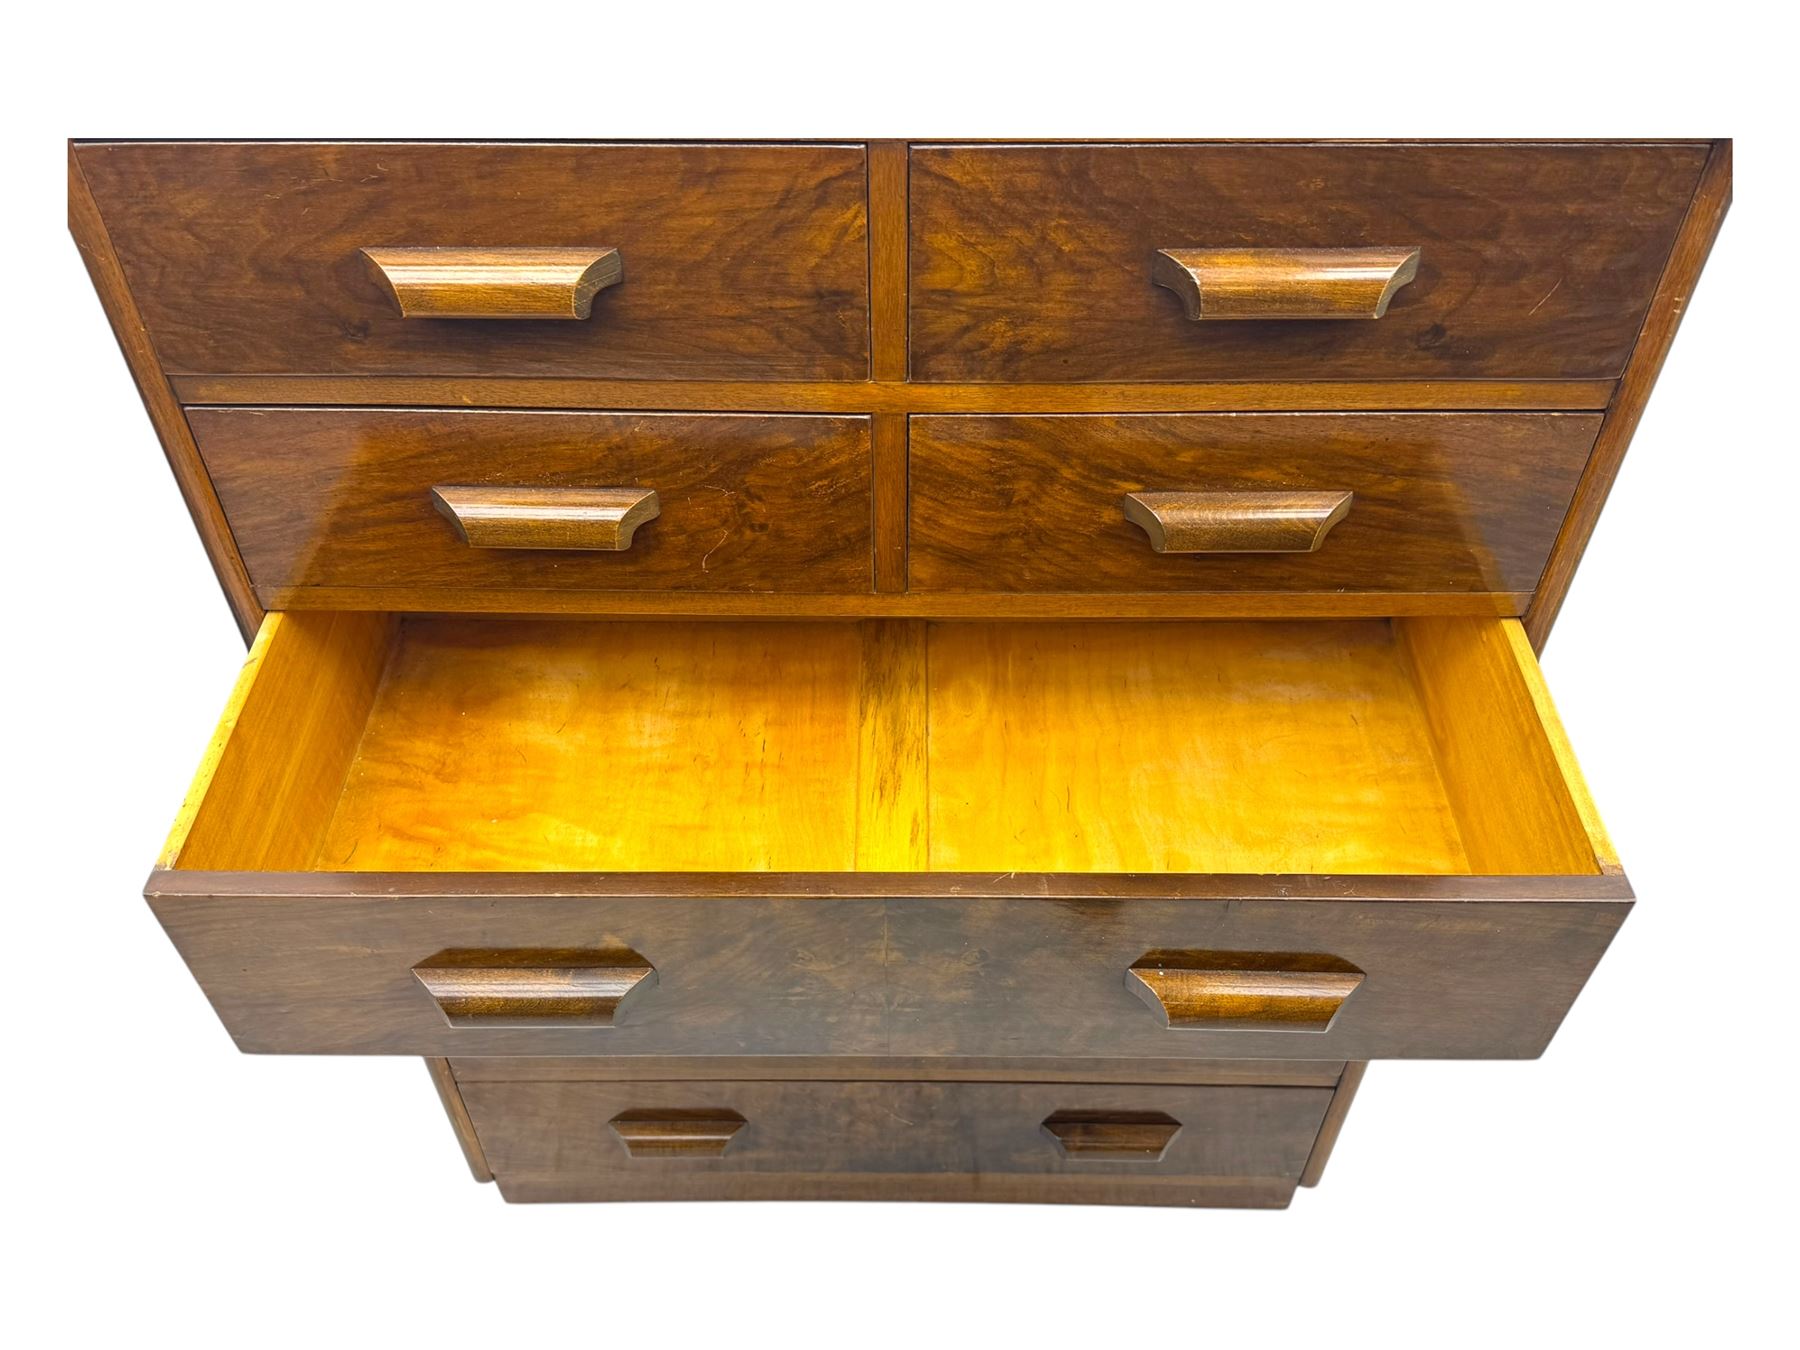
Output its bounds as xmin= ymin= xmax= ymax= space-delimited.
xmin=1128 ymin=951 xmax=1365 ymax=1032
xmin=432 ymin=485 xmax=660 ymax=551
xmin=610 ymin=1110 xmax=747 ymax=1158
xmin=1042 ymin=1111 xmax=1181 ymax=1161
xmin=1152 ymin=246 xmax=1420 ymax=320
xmin=412 ymin=948 xmax=655 ymax=1028
xmin=1123 ymin=489 xmax=1352 ymax=554
xmin=361 ymin=245 xmax=622 ymax=319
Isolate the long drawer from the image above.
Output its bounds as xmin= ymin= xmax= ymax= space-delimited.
xmin=147 ymin=611 xmax=1628 ymax=1062
xmin=908 ymin=412 xmax=1600 ymax=597
xmin=74 ymin=141 xmax=870 ymax=381
xmin=909 ymin=141 xmax=1707 ymax=382
xmin=187 ymin=408 xmax=873 ymax=601
xmin=453 ymin=1075 xmax=1338 ymax=1206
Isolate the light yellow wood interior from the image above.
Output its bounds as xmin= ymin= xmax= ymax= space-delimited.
xmin=166 ymin=613 xmax=1612 ymax=876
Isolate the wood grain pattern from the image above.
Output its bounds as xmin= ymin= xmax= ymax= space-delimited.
xmin=361 ymin=247 xmax=623 ymax=320
xmin=165 ymin=610 xmax=393 ymax=871
xmin=910 ymin=142 xmax=1708 ymax=382
xmin=854 ymin=620 xmax=928 ymax=869
xmin=1125 ymin=952 xmax=1366 ymax=1032
xmin=431 ymin=485 xmax=661 ymax=552
xmin=926 ymin=621 xmax=1473 ymax=874
xmin=186 ymin=409 xmax=872 ymax=599
xmin=1526 ymin=139 xmax=1732 ymax=649
xmin=66 ymin=144 xmax=262 ymax=640
xmin=1040 ymin=1111 xmax=1182 ymax=1160
xmin=146 ymin=870 xmax=1631 ymax=1059
xmin=609 ymin=1110 xmax=747 ymax=1158
xmin=910 ymin=414 xmax=1599 ymax=596
xmin=459 ymin=1079 xmax=1332 ymax=1204
xmin=74 ymin=141 xmax=869 ymax=381
xmin=1151 ymin=247 xmax=1421 ymax=320
xmin=164 ymin=613 xmax=1612 ymax=878
xmin=316 ymin=620 xmax=872 ymax=873
xmin=171 ymin=615 xmax=1605 ymax=879
xmin=174 ymin=375 xmax=1619 ymax=412
xmin=867 ymin=141 xmax=909 ymax=381
xmin=1122 ymin=489 xmax=1354 ymax=554
xmin=1398 ymin=617 xmax=1618 ymax=874
xmin=871 ymin=413 xmax=908 ymax=591
xmin=412 ymin=948 xmax=657 ymax=1028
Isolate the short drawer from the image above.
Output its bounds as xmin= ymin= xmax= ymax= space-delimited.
xmin=454 ymin=1076 xmax=1336 ymax=1205
xmin=909 ymin=142 xmax=1707 ymax=382
xmin=75 ymin=141 xmax=869 ymax=381
xmin=186 ymin=409 xmax=873 ymax=601
xmin=908 ymin=412 xmax=1599 ymax=598
xmin=147 ymin=612 xmax=1629 ymax=1062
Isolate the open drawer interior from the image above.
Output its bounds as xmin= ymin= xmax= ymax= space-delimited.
xmin=164 ymin=614 xmax=1616 ymax=877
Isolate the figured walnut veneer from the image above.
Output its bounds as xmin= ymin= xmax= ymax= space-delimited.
xmin=70 ymin=139 xmax=1728 ymax=1206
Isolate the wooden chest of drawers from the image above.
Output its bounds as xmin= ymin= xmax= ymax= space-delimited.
xmin=71 ymin=138 xmax=1729 ymax=1207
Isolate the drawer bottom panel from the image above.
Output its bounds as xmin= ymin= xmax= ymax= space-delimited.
xmin=456 ymin=1078 xmax=1337 ymax=1207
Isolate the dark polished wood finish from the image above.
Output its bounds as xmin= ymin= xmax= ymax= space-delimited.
xmin=72 ymin=138 xmax=1728 ymax=1210
xmin=146 ymin=870 xmax=1629 ymax=1060
xmin=361 ymin=246 xmax=624 ymax=321
xmin=67 ymin=145 xmax=262 ymax=640
xmin=1151 ymin=246 xmax=1421 ymax=321
xmin=910 ymin=142 xmax=1708 ymax=383
xmin=74 ymin=141 xmax=870 ymax=381
xmin=910 ymin=413 xmax=1599 ymax=597
xmin=430 ymin=485 xmax=662 ymax=552
xmin=176 ymin=375 xmax=1617 ymax=412
xmin=411 ymin=947 xmax=657 ymax=1028
xmin=1526 ymin=138 xmax=1735 ymax=649
xmin=458 ymin=1077 xmax=1334 ymax=1206
xmin=187 ymin=408 xmax=873 ymax=599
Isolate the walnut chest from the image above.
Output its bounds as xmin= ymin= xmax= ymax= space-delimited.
xmin=70 ymin=138 xmax=1729 ymax=1206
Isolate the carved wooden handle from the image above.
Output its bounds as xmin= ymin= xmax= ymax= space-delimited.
xmin=610 ymin=1110 xmax=747 ymax=1158
xmin=1152 ymin=247 xmax=1420 ymax=320
xmin=1122 ymin=490 xmax=1352 ymax=553
xmin=361 ymin=246 xmax=622 ymax=319
xmin=1041 ymin=1111 xmax=1181 ymax=1161
xmin=432 ymin=485 xmax=660 ymax=551
xmin=1127 ymin=951 xmax=1365 ymax=1032
xmin=412 ymin=948 xmax=655 ymax=1028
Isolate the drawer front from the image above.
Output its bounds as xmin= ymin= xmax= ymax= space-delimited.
xmin=909 ymin=413 xmax=1600 ymax=596
xmin=147 ymin=876 xmax=1629 ymax=1060
xmin=76 ymin=141 xmax=869 ymax=381
xmin=909 ymin=142 xmax=1706 ymax=382
xmin=187 ymin=409 xmax=873 ymax=599
xmin=457 ymin=1077 xmax=1333 ymax=1205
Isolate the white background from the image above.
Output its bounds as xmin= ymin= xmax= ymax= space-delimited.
xmin=9 ymin=6 xmax=1794 ymax=1344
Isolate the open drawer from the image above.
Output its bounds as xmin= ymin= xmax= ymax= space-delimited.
xmin=148 ymin=613 xmax=1629 ymax=1059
